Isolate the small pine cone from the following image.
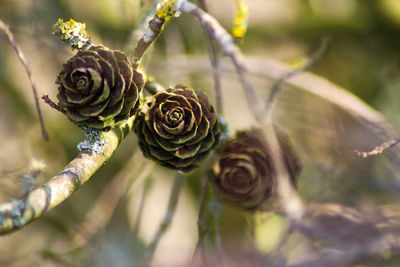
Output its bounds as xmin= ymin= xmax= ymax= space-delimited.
xmin=56 ymin=45 xmax=144 ymax=130
xmin=134 ymin=84 xmax=221 ymax=172
xmin=209 ymin=128 xmax=302 ymax=211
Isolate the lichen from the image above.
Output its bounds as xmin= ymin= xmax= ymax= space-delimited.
xmin=53 ymin=18 xmax=91 ymax=50
xmin=10 ymin=199 xmax=27 ymax=228
xmin=77 ymin=126 xmax=107 ymax=154
xmin=156 ymin=0 xmax=182 ymax=21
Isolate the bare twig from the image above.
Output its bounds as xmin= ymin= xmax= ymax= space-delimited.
xmin=0 ymin=19 xmax=48 ymax=141
xmin=41 ymin=95 xmax=66 ymax=114
xmin=192 ymin=175 xmax=209 ymax=265
xmin=141 ymin=172 xmax=185 ymax=266
xmin=265 ymin=37 xmax=331 ymax=117
xmin=197 ymin=0 xmax=223 ymax=114
xmin=0 ymin=117 xmax=135 ymax=234
xmin=131 ymin=177 xmax=153 ymax=236
xmin=353 ymin=137 xmax=400 ymax=158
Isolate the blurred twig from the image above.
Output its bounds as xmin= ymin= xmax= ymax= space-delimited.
xmin=192 ymin=175 xmax=209 ymax=265
xmin=264 ymin=37 xmax=331 ymax=117
xmin=197 ymin=0 xmax=223 ymax=114
xmin=131 ymin=176 xmax=153 ymax=236
xmin=71 ymin=149 xmax=153 ymax=247
xmin=141 ymin=172 xmax=185 ymax=266
xmin=0 ymin=117 xmax=134 ymax=234
xmin=0 ymin=18 xmax=48 ymax=141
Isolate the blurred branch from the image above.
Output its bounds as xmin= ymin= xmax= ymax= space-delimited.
xmin=287 ymin=203 xmax=400 ymax=267
xmin=192 ymin=175 xmax=209 ymax=265
xmin=0 ymin=117 xmax=135 ymax=235
xmin=71 ymin=149 xmax=153 ymax=247
xmin=197 ymin=0 xmax=223 ymax=114
xmin=141 ymin=172 xmax=185 ymax=266
xmin=265 ymin=37 xmax=331 ymax=117
xmin=176 ymin=1 xmax=305 ymax=221
xmin=0 ymin=18 xmax=48 ymax=141
xmin=131 ymin=177 xmax=153 ymax=236
xmin=178 ymin=1 xmax=264 ymax=121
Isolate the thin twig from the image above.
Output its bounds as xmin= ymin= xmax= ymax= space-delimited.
xmin=141 ymin=172 xmax=185 ymax=266
xmin=132 ymin=177 xmax=153 ymax=236
xmin=41 ymin=95 xmax=66 ymax=114
xmin=197 ymin=0 xmax=223 ymax=114
xmin=353 ymin=137 xmax=400 ymax=158
xmin=0 ymin=117 xmax=135 ymax=234
xmin=265 ymin=37 xmax=331 ymax=117
xmin=0 ymin=19 xmax=49 ymax=141
xmin=192 ymin=175 xmax=209 ymax=265
xmin=212 ymin=199 xmax=225 ymax=262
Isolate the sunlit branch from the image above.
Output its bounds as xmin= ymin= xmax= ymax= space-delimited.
xmin=0 ymin=117 xmax=135 ymax=235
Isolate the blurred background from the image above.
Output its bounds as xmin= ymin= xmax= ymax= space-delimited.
xmin=1 ymin=0 xmax=400 ymax=266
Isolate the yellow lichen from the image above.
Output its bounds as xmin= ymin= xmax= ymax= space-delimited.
xmin=156 ymin=0 xmax=180 ymax=21
xmin=232 ymin=0 xmax=249 ymax=40
xmin=53 ymin=18 xmax=90 ymax=49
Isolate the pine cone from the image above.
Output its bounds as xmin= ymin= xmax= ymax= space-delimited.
xmin=134 ymin=84 xmax=221 ymax=172
xmin=56 ymin=45 xmax=144 ymax=130
xmin=210 ymin=128 xmax=301 ymax=211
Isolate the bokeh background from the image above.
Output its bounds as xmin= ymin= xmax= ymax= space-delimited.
xmin=1 ymin=0 xmax=400 ymax=266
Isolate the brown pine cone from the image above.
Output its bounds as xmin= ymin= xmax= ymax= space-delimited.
xmin=134 ymin=84 xmax=221 ymax=172
xmin=56 ymin=45 xmax=144 ymax=130
xmin=210 ymin=128 xmax=302 ymax=211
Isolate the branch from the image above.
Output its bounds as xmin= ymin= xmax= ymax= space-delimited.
xmin=131 ymin=13 xmax=166 ymax=68
xmin=178 ymin=1 xmax=264 ymax=121
xmin=0 ymin=117 xmax=135 ymax=235
xmin=141 ymin=172 xmax=185 ymax=266
xmin=264 ymin=37 xmax=331 ymax=117
xmin=192 ymin=174 xmax=209 ymax=265
xmin=0 ymin=18 xmax=48 ymax=141
xmin=177 ymin=1 xmax=305 ymax=221
xmin=197 ymin=0 xmax=223 ymax=114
